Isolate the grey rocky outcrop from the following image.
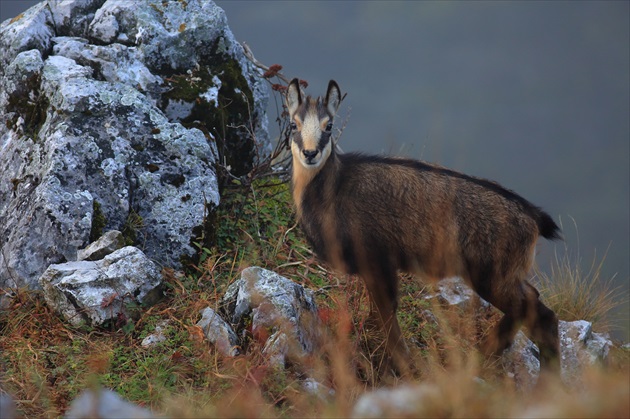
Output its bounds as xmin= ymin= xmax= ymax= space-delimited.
xmin=222 ymin=266 xmax=320 ymax=367
xmin=39 ymin=246 xmax=163 ymax=327
xmin=500 ymin=331 xmax=542 ymax=391
xmin=0 ymin=0 xmax=269 ymax=290
xmin=424 ymin=277 xmax=614 ymax=389
xmin=559 ymin=319 xmax=612 ymax=383
xmin=501 ymin=320 xmax=612 ymax=389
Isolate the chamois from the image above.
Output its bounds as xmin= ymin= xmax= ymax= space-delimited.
xmin=285 ymin=78 xmax=561 ymax=375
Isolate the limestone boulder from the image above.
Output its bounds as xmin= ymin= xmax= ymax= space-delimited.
xmin=77 ymin=229 xmax=125 ymax=261
xmin=222 ymin=266 xmax=320 ymax=367
xmin=39 ymin=246 xmax=163 ymax=327
xmin=0 ymin=0 xmax=269 ymax=290
xmin=196 ymin=306 xmax=239 ymax=357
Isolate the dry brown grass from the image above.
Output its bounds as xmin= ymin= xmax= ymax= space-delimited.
xmin=535 ymin=227 xmax=626 ymax=335
xmin=1 ymin=271 xmax=629 ymax=418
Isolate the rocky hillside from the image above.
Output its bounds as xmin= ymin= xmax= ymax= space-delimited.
xmin=0 ymin=0 xmax=269 ymax=290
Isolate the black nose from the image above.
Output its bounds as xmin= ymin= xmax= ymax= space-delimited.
xmin=302 ymin=150 xmax=318 ymax=160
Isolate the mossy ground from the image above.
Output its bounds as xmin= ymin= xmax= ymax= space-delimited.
xmin=1 ymin=177 xmax=628 ymax=418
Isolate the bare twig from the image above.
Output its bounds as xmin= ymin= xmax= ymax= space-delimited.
xmin=242 ymin=42 xmax=292 ymax=85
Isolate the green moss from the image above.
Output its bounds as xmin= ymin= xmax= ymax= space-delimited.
xmin=5 ymin=73 xmax=49 ymax=140
xmin=90 ymin=200 xmax=107 ymax=243
xmin=160 ymin=50 xmax=256 ymax=181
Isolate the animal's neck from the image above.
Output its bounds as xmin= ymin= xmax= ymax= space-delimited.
xmin=291 ymin=151 xmax=338 ymax=220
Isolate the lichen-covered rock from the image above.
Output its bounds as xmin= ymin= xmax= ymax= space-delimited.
xmin=77 ymin=229 xmax=125 ymax=261
xmin=420 ymin=277 xmax=614 ymax=390
xmin=498 ymin=320 xmax=613 ymax=389
xmin=196 ymin=307 xmax=239 ymax=357
xmin=501 ymin=331 xmax=541 ymax=391
xmin=424 ymin=276 xmax=491 ymax=310
xmin=38 ymin=246 xmax=163 ymax=327
xmin=559 ymin=319 xmax=612 ymax=384
xmin=50 ymin=0 xmax=106 ymax=38
xmin=0 ymin=3 xmax=54 ymax=72
xmin=0 ymin=0 xmax=269 ymax=289
xmin=223 ymin=267 xmax=320 ymax=363
xmin=262 ymin=330 xmax=291 ymax=368
xmin=86 ymin=0 xmax=271 ymax=169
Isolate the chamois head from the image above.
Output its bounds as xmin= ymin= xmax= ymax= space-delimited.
xmin=286 ymin=79 xmax=341 ymax=170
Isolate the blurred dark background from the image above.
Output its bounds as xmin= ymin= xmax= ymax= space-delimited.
xmin=2 ymin=1 xmax=628 ymax=340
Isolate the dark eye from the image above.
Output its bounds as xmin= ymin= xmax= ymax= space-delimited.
xmin=325 ymin=122 xmax=333 ymax=132
xmin=290 ymin=122 xmax=297 ymax=131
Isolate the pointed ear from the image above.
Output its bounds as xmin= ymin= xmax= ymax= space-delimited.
xmin=324 ymin=80 xmax=341 ymax=116
xmin=286 ymin=78 xmax=302 ymax=117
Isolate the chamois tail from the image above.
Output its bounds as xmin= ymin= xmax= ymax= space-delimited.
xmin=537 ymin=210 xmax=562 ymax=241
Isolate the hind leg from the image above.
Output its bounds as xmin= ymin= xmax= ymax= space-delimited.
xmin=473 ymin=272 xmax=525 ymax=357
xmin=522 ymin=283 xmax=560 ymax=373
xmin=483 ymin=311 xmax=521 ymax=357
xmin=481 ymin=281 xmax=559 ymax=373
xmin=481 ymin=293 xmax=524 ymax=358
xmin=362 ymin=266 xmax=410 ymax=376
